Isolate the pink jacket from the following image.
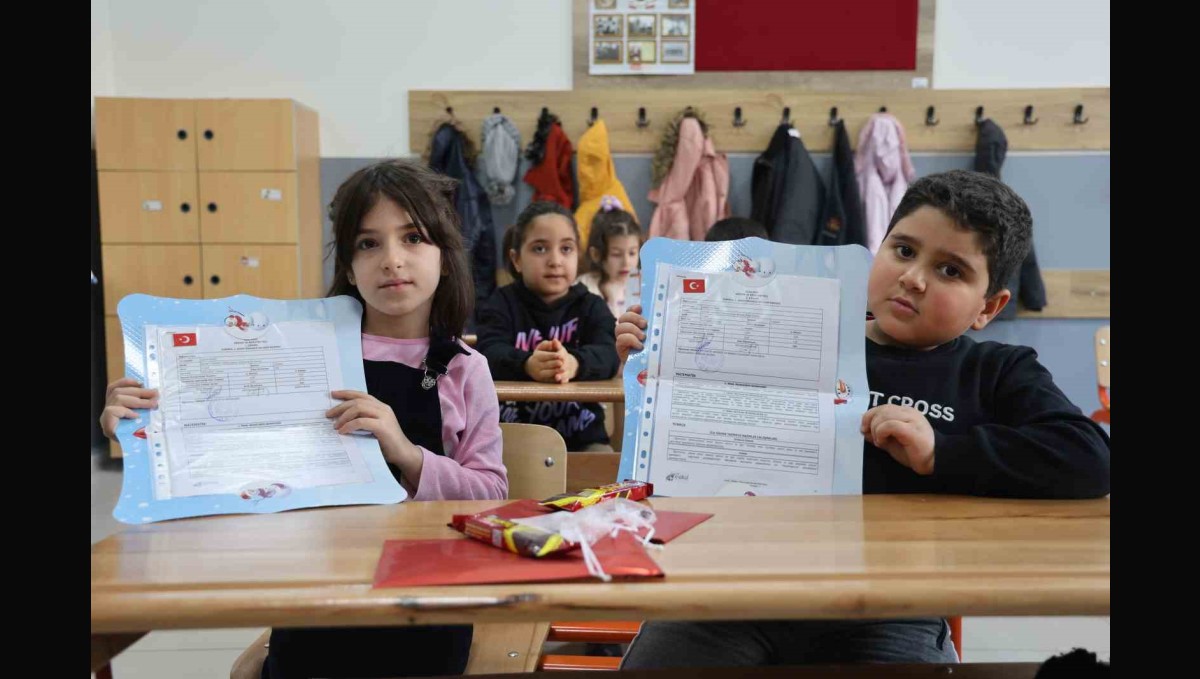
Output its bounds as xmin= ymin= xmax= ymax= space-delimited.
xmin=855 ymin=113 xmax=916 ymax=254
xmin=648 ymin=118 xmax=730 ymax=240
xmin=361 ymin=334 xmax=508 ymax=502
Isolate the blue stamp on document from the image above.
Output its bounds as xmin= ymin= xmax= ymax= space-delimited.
xmin=694 ymin=339 xmax=724 ymax=371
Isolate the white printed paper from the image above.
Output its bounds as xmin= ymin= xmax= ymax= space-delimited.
xmin=144 ymin=320 xmax=374 ymax=500
xmin=640 ymin=265 xmax=841 ymax=496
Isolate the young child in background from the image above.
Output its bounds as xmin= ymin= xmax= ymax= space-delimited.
xmin=577 ymin=196 xmax=642 ymax=319
xmin=705 ymin=216 xmax=769 ymax=242
xmin=477 ymin=201 xmax=620 ymax=451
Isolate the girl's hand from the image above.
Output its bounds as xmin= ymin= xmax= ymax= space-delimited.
xmin=615 ymin=304 xmax=648 ymax=363
xmin=100 ymin=377 xmax=159 ymax=441
xmin=546 ymin=339 xmax=579 ymax=384
xmin=328 ymin=390 xmax=422 ymax=474
xmin=526 ymin=343 xmax=565 ymax=382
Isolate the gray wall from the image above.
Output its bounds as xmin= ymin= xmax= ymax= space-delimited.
xmin=319 ymin=152 xmax=1110 ymax=415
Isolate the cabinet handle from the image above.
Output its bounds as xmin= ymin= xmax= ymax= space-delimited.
xmin=207 ymin=203 xmax=218 ymax=213
xmin=204 ymin=129 xmax=214 ymax=140
xmin=210 ymin=275 xmax=221 ymax=285
xmin=177 ymin=129 xmax=188 ymax=140
xmin=183 ymin=275 xmax=194 ymax=285
xmin=180 ymin=202 xmax=191 ymax=213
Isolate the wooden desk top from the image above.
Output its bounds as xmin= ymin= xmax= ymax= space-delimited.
xmin=91 ymin=494 xmax=1109 ymax=633
xmin=493 ymin=377 xmax=625 ymax=402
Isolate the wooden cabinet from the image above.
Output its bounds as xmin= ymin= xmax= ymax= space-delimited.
xmin=201 ymin=244 xmax=301 ymax=300
xmin=94 ymin=97 xmax=321 ymax=457
xmin=100 ymin=245 xmax=204 ymax=309
xmin=95 ymin=98 xmax=197 ymax=171
xmin=197 ymin=172 xmax=299 ymax=243
xmin=195 ymin=99 xmax=298 ymax=171
xmin=97 ymin=172 xmax=200 ymax=243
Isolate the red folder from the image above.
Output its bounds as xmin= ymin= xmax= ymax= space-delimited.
xmin=373 ymin=501 xmax=713 ymax=588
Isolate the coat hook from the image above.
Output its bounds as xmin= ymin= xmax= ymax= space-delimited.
xmin=588 ymin=106 xmax=598 ymax=126
xmin=974 ymin=106 xmax=985 ymax=127
xmin=827 ymin=106 xmax=839 ymax=126
xmin=782 ymin=107 xmax=792 ymax=125
xmin=1073 ymin=104 xmax=1089 ymax=125
xmin=445 ymin=106 xmax=454 ymax=117
xmin=879 ymin=105 xmax=888 ymax=113
xmin=1023 ymin=105 xmax=1038 ymax=125
xmin=733 ymin=106 xmax=747 ymax=128
xmin=925 ymin=105 xmax=939 ymax=126
xmin=636 ymin=106 xmax=650 ymax=128
xmin=493 ymin=106 xmax=501 ymax=114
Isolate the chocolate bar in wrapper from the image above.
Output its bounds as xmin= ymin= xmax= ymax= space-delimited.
xmin=539 ymin=480 xmax=654 ymax=512
xmin=452 ymin=513 xmax=576 ymax=558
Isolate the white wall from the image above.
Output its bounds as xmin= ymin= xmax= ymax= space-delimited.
xmin=933 ymin=0 xmax=1109 ymax=88
xmin=101 ymin=0 xmax=571 ymax=157
xmin=94 ymin=0 xmax=1108 ymax=154
xmin=91 ymin=0 xmax=115 ymax=140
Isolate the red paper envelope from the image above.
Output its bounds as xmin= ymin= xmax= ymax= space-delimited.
xmin=455 ymin=499 xmax=714 ymax=544
xmin=373 ymin=530 xmax=662 ymax=588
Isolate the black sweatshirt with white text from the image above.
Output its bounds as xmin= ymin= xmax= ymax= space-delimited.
xmin=863 ymin=335 xmax=1110 ymax=499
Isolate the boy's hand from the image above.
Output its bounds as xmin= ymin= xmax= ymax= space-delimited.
xmin=526 ymin=342 xmax=565 ymax=382
xmin=861 ymin=405 xmax=936 ymax=475
xmin=616 ymin=304 xmax=647 ymax=363
xmin=99 ymin=377 xmax=159 ymax=441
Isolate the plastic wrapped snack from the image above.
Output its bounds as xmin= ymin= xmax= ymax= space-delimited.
xmin=451 ymin=513 xmax=576 ymax=558
xmin=540 ymin=480 xmax=654 ymax=512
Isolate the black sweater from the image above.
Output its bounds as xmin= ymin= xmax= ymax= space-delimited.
xmin=863 ymin=335 xmax=1110 ymax=499
xmin=476 ymin=280 xmax=620 ymax=449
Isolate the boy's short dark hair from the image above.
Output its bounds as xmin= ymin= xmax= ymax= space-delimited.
xmin=705 ymin=217 xmax=769 ymax=242
xmin=887 ymin=169 xmax=1032 ymax=297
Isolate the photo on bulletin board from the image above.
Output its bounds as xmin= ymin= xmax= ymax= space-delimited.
xmin=629 ymin=40 xmax=657 ymax=64
xmin=594 ymin=14 xmax=623 ymax=38
xmin=662 ymin=14 xmax=691 ymax=37
xmin=589 ymin=0 xmax=694 ymax=75
xmin=661 ymin=40 xmax=690 ymax=63
xmin=595 ymin=40 xmax=624 ymax=64
xmin=628 ymin=14 xmax=656 ymax=38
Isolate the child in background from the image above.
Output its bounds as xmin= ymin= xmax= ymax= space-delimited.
xmin=477 ymin=201 xmax=620 ymax=451
xmin=577 ymin=196 xmax=642 ymax=319
xmin=705 ymin=216 xmax=769 ymax=242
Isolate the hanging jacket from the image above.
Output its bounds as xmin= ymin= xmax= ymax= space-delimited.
xmin=428 ymin=122 xmax=497 ymax=305
xmin=856 ymin=113 xmax=917 ymax=254
xmin=478 ymin=113 xmax=522 ymax=206
xmin=523 ymin=113 xmax=575 ymax=209
xmin=974 ymin=119 xmax=1047 ymax=319
xmin=647 ymin=117 xmax=730 ymax=240
xmin=751 ymin=124 xmax=825 ymax=245
xmin=817 ymin=120 xmax=867 ymax=247
xmin=574 ymin=120 xmax=636 ymax=244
